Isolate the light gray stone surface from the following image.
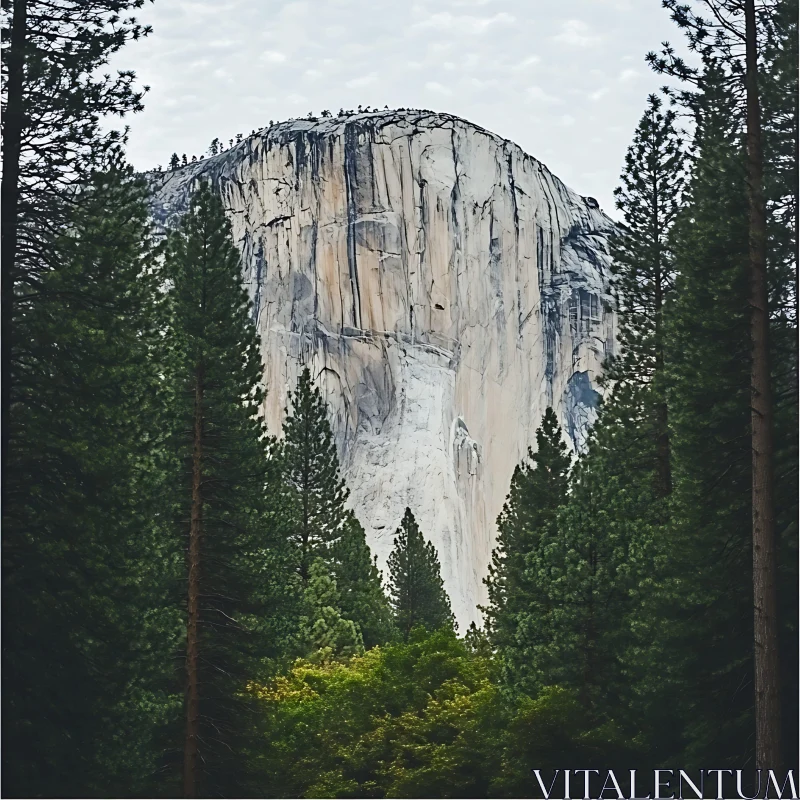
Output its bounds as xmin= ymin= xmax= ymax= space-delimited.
xmin=148 ymin=109 xmax=617 ymax=628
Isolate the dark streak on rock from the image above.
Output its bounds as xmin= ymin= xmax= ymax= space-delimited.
xmin=344 ymin=122 xmax=362 ymax=329
xmin=253 ymin=239 xmax=265 ymax=325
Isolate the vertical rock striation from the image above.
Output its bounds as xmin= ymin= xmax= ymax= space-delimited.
xmin=149 ymin=110 xmax=617 ymax=628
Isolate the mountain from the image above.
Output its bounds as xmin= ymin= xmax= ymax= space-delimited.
xmin=148 ymin=109 xmax=616 ymax=628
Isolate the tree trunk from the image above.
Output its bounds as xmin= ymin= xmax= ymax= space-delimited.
xmin=653 ymin=180 xmax=672 ymax=498
xmin=579 ymin=542 xmax=597 ymax=710
xmin=1 ymin=0 xmax=28 ymax=499
xmin=744 ymin=0 xmax=780 ymax=770
xmin=184 ymin=365 xmax=205 ymax=798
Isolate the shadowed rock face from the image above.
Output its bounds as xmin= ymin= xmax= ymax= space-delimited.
xmin=149 ymin=109 xmax=617 ymax=628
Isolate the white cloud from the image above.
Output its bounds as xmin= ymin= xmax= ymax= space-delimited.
xmin=559 ymin=114 xmax=576 ymax=126
xmin=468 ymin=77 xmax=499 ymax=89
xmin=526 ymin=86 xmax=563 ymax=104
xmin=552 ymin=19 xmax=600 ymax=47
xmin=279 ymin=1 xmax=309 ymax=20
xmin=618 ymin=68 xmax=640 ymax=82
xmin=590 ymin=86 xmax=609 ymax=101
xmin=345 ymin=73 xmax=378 ymax=88
xmin=425 ymin=81 xmax=453 ymax=95
xmin=260 ymin=50 xmax=287 ymax=63
xmin=510 ymin=55 xmax=541 ymax=71
xmin=287 ymin=93 xmax=308 ymax=104
xmin=413 ymin=11 xmax=516 ymax=35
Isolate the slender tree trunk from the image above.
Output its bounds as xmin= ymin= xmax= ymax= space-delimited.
xmin=184 ymin=365 xmax=205 ymax=798
xmin=744 ymin=0 xmax=780 ymax=770
xmin=1 ymin=0 xmax=28 ymax=501
xmin=579 ymin=542 xmax=597 ymax=710
xmin=300 ymin=412 xmax=311 ymax=584
xmin=653 ymin=177 xmax=672 ymax=498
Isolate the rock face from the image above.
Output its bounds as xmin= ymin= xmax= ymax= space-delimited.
xmin=149 ymin=110 xmax=617 ymax=628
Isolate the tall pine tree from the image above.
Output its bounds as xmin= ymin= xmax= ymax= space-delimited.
xmin=647 ymin=61 xmax=754 ymax=767
xmin=607 ymin=92 xmax=686 ymax=496
xmin=1 ymin=160 xmax=177 ymax=797
xmin=1 ymin=0 xmax=151 ymax=487
xmin=329 ymin=513 xmax=397 ymax=648
xmin=161 ymin=182 xmax=280 ymax=798
xmin=387 ymin=508 xmax=454 ymax=640
xmin=649 ymin=0 xmax=794 ymax=765
xmin=278 ymin=367 xmax=349 ymax=583
xmin=278 ymin=367 xmax=394 ymax=653
xmin=482 ymin=408 xmax=570 ymax=695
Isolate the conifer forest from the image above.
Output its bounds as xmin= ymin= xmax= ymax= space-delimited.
xmin=1 ymin=0 xmax=797 ymax=797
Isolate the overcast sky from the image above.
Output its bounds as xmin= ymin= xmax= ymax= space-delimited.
xmin=114 ymin=0 xmax=688 ymax=216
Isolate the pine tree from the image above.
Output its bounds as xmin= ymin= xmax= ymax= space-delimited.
xmin=649 ymin=0 xmax=792 ymax=766
xmin=161 ymin=182 xmax=280 ymax=797
xmin=297 ymin=558 xmax=364 ymax=663
xmin=482 ymin=408 xmax=570 ymax=694
xmin=387 ymin=508 xmax=454 ymax=640
xmin=329 ymin=513 xmax=397 ymax=648
xmin=762 ymin=0 xmax=800 ymax=767
xmin=169 ymin=152 xmax=180 ymax=170
xmin=1 ymin=160 xmax=178 ymax=796
xmin=547 ymin=413 xmax=663 ymax=722
xmin=278 ymin=367 xmax=350 ymax=583
xmin=1 ymin=0 xmax=151 ymax=578
xmin=643 ymin=61 xmax=755 ymax=766
xmin=608 ymin=93 xmax=687 ymax=496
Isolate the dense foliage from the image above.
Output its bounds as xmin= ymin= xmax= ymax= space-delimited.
xmin=1 ymin=0 xmax=796 ymax=795
xmin=249 ymin=630 xmax=637 ymax=799
xmin=387 ymin=508 xmax=455 ymax=640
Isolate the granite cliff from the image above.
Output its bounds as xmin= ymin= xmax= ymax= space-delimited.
xmin=148 ymin=109 xmax=617 ymax=628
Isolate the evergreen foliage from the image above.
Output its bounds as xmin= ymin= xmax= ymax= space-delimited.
xmin=387 ymin=508 xmax=455 ymax=640
xmin=329 ymin=512 xmax=397 ymax=648
xmin=1 ymin=161 xmax=177 ymax=797
xmin=607 ymin=92 xmax=687 ymax=496
xmin=763 ymin=0 xmax=800 ymax=764
xmin=160 ymin=182 xmax=283 ymax=797
xmin=250 ymin=630 xmax=637 ymax=799
xmin=649 ymin=0 xmax=795 ymax=767
xmin=608 ymin=93 xmax=685 ymax=387
xmin=1 ymin=0 xmax=152 ymax=482
xmin=276 ymin=368 xmax=394 ymax=656
xmin=278 ymin=367 xmax=350 ymax=583
xmin=2 ymin=0 xmax=798 ymax=788
xmin=296 ymin=558 xmax=364 ymax=663
xmin=482 ymin=408 xmax=571 ymax=695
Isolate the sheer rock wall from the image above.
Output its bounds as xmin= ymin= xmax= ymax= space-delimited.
xmin=149 ymin=110 xmax=617 ymax=628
